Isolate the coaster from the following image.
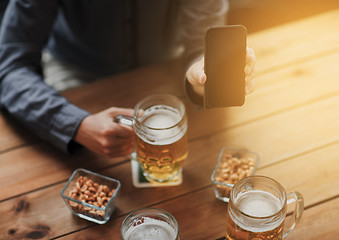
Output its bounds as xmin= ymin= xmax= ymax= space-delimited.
xmin=131 ymin=160 xmax=183 ymax=188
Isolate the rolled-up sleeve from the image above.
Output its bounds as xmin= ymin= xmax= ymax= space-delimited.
xmin=179 ymin=0 xmax=229 ymax=59
xmin=0 ymin=0 xmax=90 ymax=153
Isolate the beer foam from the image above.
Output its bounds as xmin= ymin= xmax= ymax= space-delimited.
xmin=138 ymin=105 xmax=187 ymax=145
xmin=124 ymin=217 xmax=176 ymax=240
xmin=230 ymin=190 xmax=284 ymax=233
xmin=237 ymin=190 xmax=281 ymax=217
xmin=143 ymin=107 xmax=180 ymax=129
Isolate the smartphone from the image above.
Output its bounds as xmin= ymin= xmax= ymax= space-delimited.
xmin=204 ymin=25 xmax=247 ymax=108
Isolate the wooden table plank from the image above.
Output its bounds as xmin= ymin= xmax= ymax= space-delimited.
xmin=2 ymin=83 xmax=339 ymax=201
xmin=0 ymin=113 xmax=35 ymax=153
xmin=249 ymin=8 xmax=339 ymax=73
xmin=288 ymin=197 xmax=339 ymax=240
xmin=2 ymin=45 xmax=339 ymax=157
xmin=2 ymin=90 xmax=339 ymax=201
xmin=191 ymin=94 xmax=339 ymax=168
xmin=59 ymin=196 xmax=339 ymax=240
xmin=1 ymin=8 xmax=339 ymax=240
xmin=2 ymin=46 xmax=339 ymax=201
xmin=63 ymin=188 xmax=228 ymax=240
xmin=54 ymin=191 xmax=339 ymax=240
xmin=186 ymin=50 xmax=339 ymax=140
xmin=0 ymin=184 xmax=91 ymax=240
xmin=1 ymin=139 xmax=338 ymax=239
xmin=0 ymin=144 xmax=127 ymax=201
xmin=256 ymin=142 xmax=339 ymax=207
xmin=62 ymin=60 xmax=186 ymax=113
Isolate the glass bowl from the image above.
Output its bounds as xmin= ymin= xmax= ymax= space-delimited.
xmin=211 ymin=146 xmax=259 ymax=202
xmin=61 ymin=168 xmax=121 ymax=224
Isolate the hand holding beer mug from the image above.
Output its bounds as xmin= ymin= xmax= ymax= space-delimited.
xmin=115 ymin=94 xmax=188 ymax=183
xmin=121 ymin=207 xmax=180 ymax=240
xmin=226 ymin=176 xmax=304 ymax=240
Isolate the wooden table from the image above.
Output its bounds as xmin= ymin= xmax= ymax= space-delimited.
xmin=1 ymin=8 xmax=339 ymax=240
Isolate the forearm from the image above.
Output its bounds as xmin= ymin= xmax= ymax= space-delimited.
xmin=0 ymin=67 xmax=90 ymax=153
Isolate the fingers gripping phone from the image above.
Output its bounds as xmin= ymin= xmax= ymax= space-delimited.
xmin=204 ymin=25 xmax=247 ymax=108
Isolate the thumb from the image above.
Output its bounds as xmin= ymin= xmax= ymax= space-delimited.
xmin=186 ymin=58 xmax=206 ymax=87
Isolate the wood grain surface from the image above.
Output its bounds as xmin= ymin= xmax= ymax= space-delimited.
xmin=1 ymin=6 xmax=339 ymax=240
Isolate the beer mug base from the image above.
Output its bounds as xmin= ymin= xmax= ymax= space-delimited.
xmin=129 ymin=151 xmax=137 ymax=161
xmin=130 ymin=151 xmax=183 ymax=184
xmin=143 ymin=168 xmax=182 ymax=183
xmin=131 ymin=160 xmax=183 ymax=188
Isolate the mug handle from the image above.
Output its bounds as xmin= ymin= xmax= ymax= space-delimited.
xmin=283 ymin=191 xmax=304 ymax=239
xmin=114 ymin=115 xmax=133 ymax=126
xmin=114 ymin=115 xmax=136 ymax=160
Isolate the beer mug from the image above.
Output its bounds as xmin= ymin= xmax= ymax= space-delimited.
xmin=115 ymin=94 xmax=188 ymax=183
xmin=121 ymin=207 xmax=180 ymax=240
xmin=226 ymin=176 xmax=304 ymax=240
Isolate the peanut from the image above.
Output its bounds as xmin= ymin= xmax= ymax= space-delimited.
xmin=214 ymin=151 xmax=256 ymax=198
xmin=68 ymin=176 xmax=116 ymax=220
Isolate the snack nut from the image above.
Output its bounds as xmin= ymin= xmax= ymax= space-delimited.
xmin=68 ymin=176 xmax=116 ymax=220
xmin=212 ymin=148 xmax=258 ymax=201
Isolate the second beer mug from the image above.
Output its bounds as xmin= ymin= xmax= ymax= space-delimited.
xmin=121 ymin=207 xmax=180 ymax=240
xmin=115 ymin=94 xmax=188 ymax=183
xmin=226 ymin=176 xmax=304 ymax=240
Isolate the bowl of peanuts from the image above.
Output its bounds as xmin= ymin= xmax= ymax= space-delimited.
xmin=211 ymin=146 xmax=259 ymax=203
xmin=61 ymin=168 xmax=121 ymax=224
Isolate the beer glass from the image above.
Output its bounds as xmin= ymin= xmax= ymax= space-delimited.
xmin=121 ymin=207 xmax=180 ymax=240
xmin=115 ymin=94 xmax=188 ymax=183
xmin=226 ymin=176 xmax=304 ymax=240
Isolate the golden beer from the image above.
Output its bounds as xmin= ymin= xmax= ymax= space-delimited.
xmin=115 ymin=94 xmax=188 ymax=183
xmin=135 ymin=104 xmax=188 ymax=182
xmin=225 ymin=176 xmax=303 ymax=240
xmin=226 ymin=190 xmax=284 ymax=240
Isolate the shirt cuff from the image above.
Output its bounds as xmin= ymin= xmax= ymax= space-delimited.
xmin=49 ymin=103 xmax=90 ymax=154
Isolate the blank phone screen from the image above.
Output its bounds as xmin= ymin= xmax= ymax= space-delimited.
xmin=204 ymin=26 xmax=246 ymax=108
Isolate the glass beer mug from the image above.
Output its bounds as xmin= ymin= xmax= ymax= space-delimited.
xmin=121 ymin=207 xmax=180 ymax=240
xmin=226 ymin=176 xmax=304 ymax=240
xmin=115 ymin=94 xmax=188 ymax=183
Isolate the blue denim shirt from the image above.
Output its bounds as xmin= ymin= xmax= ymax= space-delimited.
xmin=0 ymin=0 xmax=227 ymax=153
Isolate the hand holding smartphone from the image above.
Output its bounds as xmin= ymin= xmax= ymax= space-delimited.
xmin=204 ymin=25 xmax=247 ymax=108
